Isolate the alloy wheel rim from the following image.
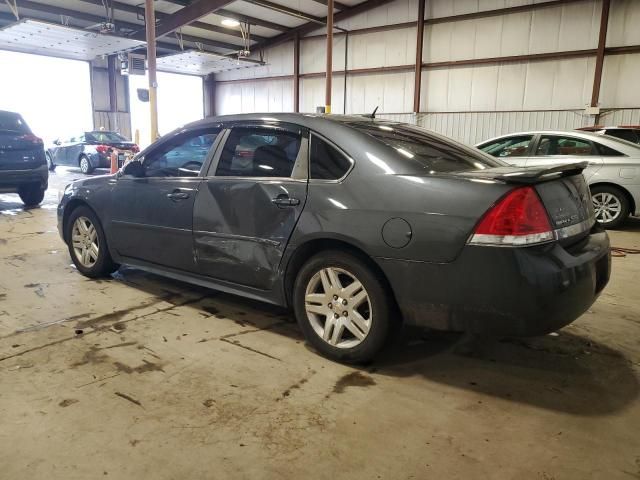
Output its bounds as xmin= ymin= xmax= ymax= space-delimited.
xmin=592 ymin=192 xmax=621 ymax=224
xmin=304 ymin=267 xmax=372 ymax=349
xmin=71 ymin=216 xmax=99 ymax=268
xmin=81 ymin=158 xmax=89 ymax=172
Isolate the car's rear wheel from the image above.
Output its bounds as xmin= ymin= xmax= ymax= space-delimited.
xmin=66 ymin=206 xmax=118 ymax=277
xmin=591 ymin=185 xmax=630 ymax=229
xmin=46 ymin=153 xmax=56 ymax=171
xmin=18 ymin=183 xmax=45 ymax=207
xmin=79 ymin=155 xmax=93 ymax=174
xmin=293 ymin=251 xmax=392 ymax=363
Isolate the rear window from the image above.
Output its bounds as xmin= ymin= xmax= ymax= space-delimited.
xmin=0 ymin=111 xmax=30 ymax=134
xmin=605 ymin=129 xmax=640 ymax=144
xmin=345 ymin=122 xmax=501 ymax=173
xmin=86 ymin=131 xmax=127 ymax=143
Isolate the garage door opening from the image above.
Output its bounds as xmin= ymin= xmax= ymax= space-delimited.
xmin=0 ymin=50 xmax=93 ymax=144
xmin=129 ymin=71 xmax=203 ymax=149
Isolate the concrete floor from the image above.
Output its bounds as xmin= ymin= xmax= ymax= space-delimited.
xmin=0 ymin=166 xmax=639 ymax=480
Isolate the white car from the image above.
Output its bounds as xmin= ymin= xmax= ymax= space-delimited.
xmin=477 ymin=130 xmax=640 ymax=228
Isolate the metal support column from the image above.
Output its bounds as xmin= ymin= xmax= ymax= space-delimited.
xmin=294 ymin=32 xmax=300 ymax=113
xmin=413 ymin=0 xmax=425 ymax=114
xmin=145 ymin=0 xmax=159 ymax=142
xmin=325 ymin=0 xmax=334 ymax=114
xmin=590 ymin=0 xmax=610 ymax=111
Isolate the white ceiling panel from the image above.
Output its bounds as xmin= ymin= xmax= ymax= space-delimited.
xmin=0 ymin=19 xmax=144 ymax=60
xmin=156 ymin=49 xmax=262 ymax=75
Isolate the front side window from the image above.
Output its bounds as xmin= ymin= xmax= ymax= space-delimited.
xmin=215 ymin=127 xmax=301 ymax=177
xmin=143 ymin=129 xmax=219 ymax=177
xmin=536 ymin=136 xmax=595 ymax=156
xmin=310 ymin=135 xmax=352 ymax=180
xmin=479 ymin=136 xmax=533 ymax=158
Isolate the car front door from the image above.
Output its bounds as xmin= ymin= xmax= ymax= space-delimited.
xmin=109 ymin=127 xmax=222 ymax=271
xmin=526 ymin=134 xmax=604 ymax=181
xmin=193 ymin=123 xmax=308 ymax=290
xmin=52 ymin=137 xmax=73 ymax=166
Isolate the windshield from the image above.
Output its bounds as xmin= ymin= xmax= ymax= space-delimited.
xmin=0 ymin=111 xmax=30 ymax=134
xmin=86 ymin=131 xmax=128 ymax=143
xmin=345 ymin=122 xmax=504 ymax=173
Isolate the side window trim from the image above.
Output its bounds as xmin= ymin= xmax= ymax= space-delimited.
xmin=210 ymin=123 xmax=309 ymax=180
xmin=141 ymin=126 xmax=223 ymax=178
xmin=308 ymin=131 xmax=355 ymax=183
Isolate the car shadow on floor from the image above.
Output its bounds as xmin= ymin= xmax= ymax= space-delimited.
xmin=101 ymin=266 xmax=639 ymax=418
xmin=369 ymin=326 xmax=639 ymax=417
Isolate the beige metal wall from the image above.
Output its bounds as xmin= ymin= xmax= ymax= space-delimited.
xmin=214 ymin=0 xmax=640 ymax=144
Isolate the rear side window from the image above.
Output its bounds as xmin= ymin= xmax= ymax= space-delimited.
xmin=596 ymin=143 xmax=625 ymax=156
xmin=605 ymin=129 xmax=639 ymax=144
xmin=310 ymin=135 xmax=352 ymax=180
xmin=0 ymin=111 xmax=30 ymax=134
xmin=216 ymin=127 xmax=301 ymax=178
xmin=536 ymin=136 xmax=596 ymax=156
xmin=479 ymin=136 xmax=533 ymax=158
xmin=345 ymin=122 xmax=500 ymax=173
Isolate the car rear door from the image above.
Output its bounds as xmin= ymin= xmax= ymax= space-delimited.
xmin=193 ymin=123 xmax=309 ymax=290
xmin=110 ymin=126 xmax=222 ymax=271
xmin=525 ymin=134 xmax=603 ymax=181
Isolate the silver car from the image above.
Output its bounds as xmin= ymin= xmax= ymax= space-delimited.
xmin=477 ymin=131 xmax=640 ymax=228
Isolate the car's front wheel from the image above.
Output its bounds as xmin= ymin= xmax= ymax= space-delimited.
xmin=79 ymin=155 xmax=93 ymax=174
xmin=18 ymin=183 xmax=45 ymax=207
xmin=591 ymin=185 xmax=630 ymax=229
xmin=293 ymin=251 xmax=392 ymax=363
xmin=66 ymin=206 xmax=118 ymax=278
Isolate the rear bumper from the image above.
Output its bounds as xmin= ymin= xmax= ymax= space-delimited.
xmin=378 ymin=226 xmax=611 ymax=336
xmin=0 ymin=164 xmax=48 ymax=192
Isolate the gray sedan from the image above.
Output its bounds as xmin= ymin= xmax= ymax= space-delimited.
xmin=58 ymin=115 xmax=610 ymax=363
xmin=477 ymin=130 xmax=640 ymax=228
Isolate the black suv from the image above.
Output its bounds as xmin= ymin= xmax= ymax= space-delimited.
xmin=0 ymin=110 xmax=48 ymax=206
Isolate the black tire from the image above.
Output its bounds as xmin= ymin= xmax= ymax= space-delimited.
xmin=18 ymin=184 xmax=45 ymax=207
xmin=293 ymin=250 xmax=393 ymax=363
xmin=46 ymin=153 xmax=56 ymax=171
xmin=591 ymin=185 xmax=630 ymax=229
xmin=79 ymin=155 xmax=93 ymax=174
xmin=65 ymin=205 xmax=118 ymax=278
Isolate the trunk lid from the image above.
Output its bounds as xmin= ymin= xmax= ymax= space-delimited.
xmin=457 ymin=162 xmax=594 ymax=239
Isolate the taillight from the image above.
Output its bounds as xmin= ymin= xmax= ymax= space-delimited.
xmin=96 ymin=144 xmax=110 ymax=154
xmin=20 ymin=134 xmax=43 ymax=145
xmin=469 ymin=186 xmax=554 ymax=246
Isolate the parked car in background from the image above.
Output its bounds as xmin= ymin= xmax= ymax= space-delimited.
xmin=58 ymin=114 xmax=610 ymax=362
xmin=47 ymin=130 xmax=139 ymax=174
xmin=477 ymin=130 xmax=640 ymax=228
xmin=576 ymin=125 xmax=640 ymax=145
xmin=0 ymin=109 xmax=47 ymax=207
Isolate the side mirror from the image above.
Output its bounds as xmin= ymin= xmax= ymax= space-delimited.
xmin=53 ymin=139 xmax=61 ymax=145
xmin=121 ymin=160 xmax=144 ymax=177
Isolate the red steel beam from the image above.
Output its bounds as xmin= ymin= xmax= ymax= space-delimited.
xmin=591 ymin=0 xmax=610 ymax=107
xmin=413 ymin=0 xmax=425 ymax=113
xmin=156 ymin=0 xmax=235 ymax=38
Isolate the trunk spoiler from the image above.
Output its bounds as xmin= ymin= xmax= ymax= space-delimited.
xmin=457 ymin=161 xmax=588 ymax=185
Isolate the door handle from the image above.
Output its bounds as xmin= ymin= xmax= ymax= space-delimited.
xmin=271 ymin=195 xmax=300 ymax=207
xmin=167 ymin=190 xmax=190 ymax=201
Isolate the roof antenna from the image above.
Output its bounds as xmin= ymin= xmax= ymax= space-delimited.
xmin=369 ymin=106 xmax=379 ymax=119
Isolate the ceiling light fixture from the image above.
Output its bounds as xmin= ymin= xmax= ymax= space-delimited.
xmin=221 ymin=18 xmax=240 ymax=27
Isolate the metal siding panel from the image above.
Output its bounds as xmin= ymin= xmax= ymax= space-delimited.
xmin=500 ymin=12 xmax=532 ymax=56
xmin=470 ymin=65 xmax=499 ymax=110
xmin=600 ymin=54 xmax=640 ymax=108
xmin=447 ymin=67 xmax=473 ymax=111
xmin=607 ymin=0 xmax=640 ymax=47
xmin=496 ymin=63 xmax=527 ymax=110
